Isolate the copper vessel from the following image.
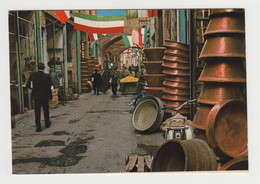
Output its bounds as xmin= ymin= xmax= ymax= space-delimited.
xmin=163 ymin=55 xmax=189 ymax=63
xmin=198 ymin=82 xmax=244 ymax=105
xmin=144 ymin=87 xmax=163 ymax=99
xmin=220 ymin=156 xmax=248 ymax=171
xmin=163 ymin=40 xmax=189 ymax=51
xmin=162 ymin=61 xmax=190 ymax=70
xmin=143 ymin=61 xmax=163 ymax=74
xmin=210 ymin=9 xmax=244 ymax=18
xmin=199 ymin=36 xmax=245 ymax=59
xmin=163 ymin=87 xmax=190 ymax=96
xmin=144 ymin=74 xmax=165 ymax=87
xmin=164 ymin=49 xmax=189 ymax=58
xmin=206 ymin=100 xmax=247 ymax=157
xmin=191 ymin=103 xmax=214 ymax=130
xmin=162 ymin=94 xmax=190 ymax=102
xmin=198 ymin=61 xmax=246 ymax=83
xmin=163 ymin=80 xmax=190 ymax=89
xmin=143 ymin=47 xmax=166 ymax=61
xmin=164 ymin=76 xmax=190 ymax=83
xmin=204 ymin=16 xmax=245 ymax=36
xmin=163 ymin=68 xmax=190 ymax=76
xmin=151 ymin=139 xmax=217 ymax=171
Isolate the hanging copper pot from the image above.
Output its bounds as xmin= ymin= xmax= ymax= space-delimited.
xmin=163 ymin=80 xmax=190 ymax=89
xmin=163 ymin=55 xmax=189 ymax=63
xmin=191 ymin=103 xmax=214 ymax=130
xmin=164 ymin=76 xmax=190 ymax=83
xmin=164 ymin=40 xmax=189 ymax=51
xmin=210 ymin=9 xmax=244 ymax=18
xmin=163 ymin=68 xmax=190 ymax=76
xmin=143 ymin=47 xmax=166 ymax=61
xmin=199 ymin=35 xmax=245 ymax=59
xmin=144 ymin=87 xmax=163 ymax=99
xmin=220 ymin=156 xmax=248 ymax=171
xmin=197 ymin=82 xmax=244 ymax=105
xmin=143 ymin=61 xmax=163 ymax=74
xmin=198 ymin=60 xmax=246 ymax=83
xmin=164 ymin=49 xmax=189 ymax=58
xmin=162 ymin=61 xmax=190 ymax=70
xmin=144 ymin=74 xmax=165 ymax=87
xmin=162 ymin=94 xmax=190 ymax=102
xmin=204 ymin=16 xmax=245 ymax=36
xmin=206 ymin=100 xmax=247 ymax=157
xmin=163 ymin=87 xmax=190 ymax=96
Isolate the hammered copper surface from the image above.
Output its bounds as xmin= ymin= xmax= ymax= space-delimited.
xmin=198 ymin=61 xmax=246 ymax=83
xmin=163 ymin=87 xmax=190 ymax=95
xmin=164 ymin=40 xmax=189 ymax=51
xmin=163 ymin=68 xmax=190 ymax=76
xmin=164 ymin=76 xmax=190 ymax=83
xmin=143 ymin=47 xmax=166 ymax=61
xmin=144 ymin=74 xmax=165 ymax=87
xmin=205 ymin=16 xmax=245 ymax=36
xmin=220 ymin=156 xmax=248 ymax=170
xmin=163 ymin=55 xmax=189 ymax=63
xmin=162 ymin=61 xmax=190 ymax=70
xmin=206 ymin=100 xmax=247 ymax=158
xmin=210 ymin=9 xmax=244 ymax=18
xmin=199 ymin=36 xmax=245 ymax=59
xmin=164 ymin=49 xmax=189 ymax=58
xmin=191 ymin=103 xmax=214 ymax=130
xmin=143 ymin=61 xmax=163 ymax=74
xmin=163 ymin=80 xmax=190 ymax=89
xmin=144 ymin=87 xmax=163 ymax=99
xmin=162 ymin=94 xmax=190 ymax=101
xmin=151 ymin=139 xmax=217 ymax=171
xmin=198 ymin=83 xmax=244 ymax=105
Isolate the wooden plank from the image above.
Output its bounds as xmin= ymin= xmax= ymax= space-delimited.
xmin=137 ymin=156 xmax=144 ymax=172
xmin=125 ymin=155 xmax=137 ymax=172
xmin=144 ymin=155 xmax=152 ymax=169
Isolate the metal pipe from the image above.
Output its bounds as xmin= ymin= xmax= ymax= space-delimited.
xmin=76 ymin=30 xmax=81 ymax=94
xmin=36 ymin=11 xmax=42 ymax=64
xmin=53 ymin=22 xmax=56 ymax=71
xmin=63 ymin=23 xmax=68 ymax=89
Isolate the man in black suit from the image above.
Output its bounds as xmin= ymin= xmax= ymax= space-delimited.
xmin=26 ymin=63 xmax=53 ymax=132
xmin=91 ymin=69 xmax=102 ymax=95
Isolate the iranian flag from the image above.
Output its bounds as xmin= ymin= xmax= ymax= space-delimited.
xmin=89 ymin=33 xmax=110 ymax=42
xmin=132 ymin=28 xmax=148 ymax=48
xmin=122 ymin=35 xmax=133 ymax=48
xmin=74 ymin=13 xmax=125 ymax=34
xmin=56 ymin=11 xmax=70 ymax=24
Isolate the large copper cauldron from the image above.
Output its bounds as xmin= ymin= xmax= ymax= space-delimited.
xmin=163 ymin=80 xmax=190 ymax=89
xmin=163 ymin=68 xmax=190 ymax=76
xmin=144 ymin=74 xmax=165 ymax=87
xmin=164 ymin=49 xmax=189 ymax=58
xmin=143 ymin=47 xmax=166 ymax=61
xmin=220 ymin=156 xmax=248 ymax=171
xmin=163 ymin=55 xmax=189 ymax=63
xmin=162 ymin=61 xmax=190 ymax=70
xmin=164 ymin=40 xmax=189 ymax=51
xmin=209 ymin=9 xmax=244 ymax=18
xmin=151 ymin=139 xmax=217 ymax=171
xmin=191 ymin=103 xmax=214 ymax=130
xmin=198 ymin=61 xmax=246 ymax=83
xmin=163 ymin=87 xmax=190 ymax=96
xmin=143 ymin=61 xmax=163 ymax=74
xmin=162 ymin=94 xmax=190 ymax=102
xmin=206 ymin=100 xmax=247 ymax=157
xmin=144 ymin=87 xmax=163 ymax=99
xmin=164 ymin=76 xmax=190 ymax=83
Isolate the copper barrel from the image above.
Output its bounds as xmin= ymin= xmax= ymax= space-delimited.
xmin=132 ymin=96 xmax=164 ymax=133
xmin=164 ymin=76 xmax=190 ymax=83
xmin=164 ymin=49 xmax=189 ymax=58
xmin=220 ymin=156 xmax=248 ymax=171
xmin=163 ymin=68 xmax=190 ymax=76
xmin=162 ymin=94 xmax=190 ymax=102
xmin=163 ymin=80 xmax=190 ymax=89
xmin=164 ymin=40 xmax=189 ymax=52
xmin=143 ymin=61 xmax=163 ymax=74
xmin=209 ymin=9 xmax=244 ymax=18
xmin=191 ymin=103 xmax=214 ymax=130
xmin=162 ymin=61 xmax=190 ymax=70
xmin=143 ymin=47 xmax=166 ymax=61
xmin=198 ymin=61 xmax=246 ymax=83
xmin=163 ymin=87 xmax=190 ymax=96
xmin=204 ymin=16 xmax=245 ymax=36
xmin=206 ymin=100 xmax=247 ymax=157
xmin=151 ymin=139 xmax=217 ymax=171
xmin=144 ymin=74 xmax=165 ymax=87
xmin=199 ymin=36 xmax=245 ymax=59
xmin=144 ymin=87 xmax=163 ymax=99
xmin=163 ymin=55 xmax=189 ymax=63
xmin=198 ymin=82 xmax=244 ymax=105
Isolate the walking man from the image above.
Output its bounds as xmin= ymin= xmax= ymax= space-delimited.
xmin=110 ymin=69 xmax=119 ymax=96
xmin=26 ymin=63 xmax=52 ymax=132
xmin=91 ymin=69 xmax=102 ymax=95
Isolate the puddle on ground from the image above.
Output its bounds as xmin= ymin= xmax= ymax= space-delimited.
xmin=34 ymin=140 xmax=65 ymax=147
xmin=53 ymin=131 xmax=70 ymax=136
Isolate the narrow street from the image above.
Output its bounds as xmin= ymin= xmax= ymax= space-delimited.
xmin=12 ymin=91 xmax=165 ymax=174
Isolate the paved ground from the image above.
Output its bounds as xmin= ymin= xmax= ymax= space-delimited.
xmin=11 ymin=90 xmax=165 ymax=174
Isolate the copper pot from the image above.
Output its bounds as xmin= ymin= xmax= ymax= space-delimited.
xmin=164 ymin=76 xmax=190 ymax=83
xmin=163 ymin=68 xmax=190 ymax=76
xmin=198 ymin=60 xmax=246 ymax=83
xmin=163 ymin=55 xmax=189 ymax=63
xmin=162 ymin=94 xmax=190 ymax=102
xmin=199 ymin=35 xmax=245 ymax=59
xmin=164 ymin=40 xmax=189 ymax=52
xmin=163 ymin=87 xmax=190 ymax=95
xmin=198 ymin=82 xmax=244 ymax=105
xmin=144 ymin=74 xmax=165 ymax=87
xmin=162 ymin=101 xmax=190 ymax=115
xmin=220 ymin=156 xmax=248 ymax=170
xmin=163 ymin=80 xmax=190 ymax=89
xmin=191 ymin=103 xmax=214 ymax=130
xmin=143 ymin=61 xmax=163 ymax=74
xmin=143 ymin=47 xmax=166 ymax=61
xmin=209 ymin=9 xmax=244 ymax=18
xmin=163 ymin=100 xmax=190 ymax=109
xmin=206 ymin=100 xmax=247 ymax=157
xmin=204 ymin=16 xmax=245 ymax=36
xmin=162 ymin=61 xmax=190 ymax=70
xmin=144 ymin=87 xmax=163 ymax=99
xmin=164 ymin=49 xmax=189 ymax=58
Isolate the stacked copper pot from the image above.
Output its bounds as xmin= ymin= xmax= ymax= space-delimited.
xmin=143 ymin=47 xmax=166 ymax=100
xmin=191 ymin=9 xmax=247 ymax=169
xmin=161 ymin=40 xmax=190 ymax=116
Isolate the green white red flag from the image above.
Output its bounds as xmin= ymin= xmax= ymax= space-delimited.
xmin=122 ymin=35 xmax=133 ymax=48
xmin=89 ymin=33 xmax=110 ymax=42
xmin=56 ymin=11 xmax=70 ymax=24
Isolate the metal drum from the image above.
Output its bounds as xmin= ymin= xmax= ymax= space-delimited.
xmin=192 ymin=103 xmax=214 ymax=130
xmin=143 ymin=47 xmax=166 ymax=61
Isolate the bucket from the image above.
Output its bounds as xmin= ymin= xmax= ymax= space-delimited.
xmin=151 ymin=139 xmax=217 ymax=171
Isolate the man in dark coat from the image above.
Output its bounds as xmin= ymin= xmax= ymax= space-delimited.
xmin=101 ymin=68 xmax=111 ymax=94
xmin=110 ymin=69 xmax=119 ymax=96
xmin=26 ymin=63 xmax=52 ymax=132
xmin=91 ymin=69 xmax=102 ymax=95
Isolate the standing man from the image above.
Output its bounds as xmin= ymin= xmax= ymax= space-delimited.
xmin=91 ymin=69 xmax=102 ymax=95
xmin=110 ymin=69 xmax=119 ymax=96
xmin=26 ymin=63 xmax=52 ymax=132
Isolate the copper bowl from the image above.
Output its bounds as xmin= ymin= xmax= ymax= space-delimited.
xmin=163 ymin=87 xmax=190 ymax=96
xmin=204 ymin=16 xmax=245 ymax=36
xmin=164 ymin=40 xmax=189 ymax=51
xmin=197 ymin=82 xmax=244 ymax=105
xmin=199 ymin=36 xmax=245 ymax=59
xmin=220 ymin=156 xmax=248 ymax=170
xmin=144 ymin=74 xmax=165 ymax=87
xmin=164 ymin=49 xmax=189 ymax=58
xmin=206 ymin=100 xmax=247 ymax=157
xmin=143 ymin=47 xmax=166 ymax=61
xmin=163 ymin=80 xmax=190 ymax=89
xmin=163 ymin=55 xmax=189 ymax=63
xmin=209 ymin=9 xmax=244 ymax=18
xmin=163 ymin=68 xmax=190 ymax=76
xmin=144 ymin=87 xmax=163 ymax=99
xmin=198 ymin=60 xmax=246 ymax=83
xmin=162 ymin=61 xmax=190 ymax=70
xmin=143 ymin=61 xmax=163 ymax=74
xmin=162 ymin=94 xmax=190 ymax=102
xmin=164 ymin=76 xmax=190 ymax=83
xmin=191 ymin=103 xmax=214 ymax=130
